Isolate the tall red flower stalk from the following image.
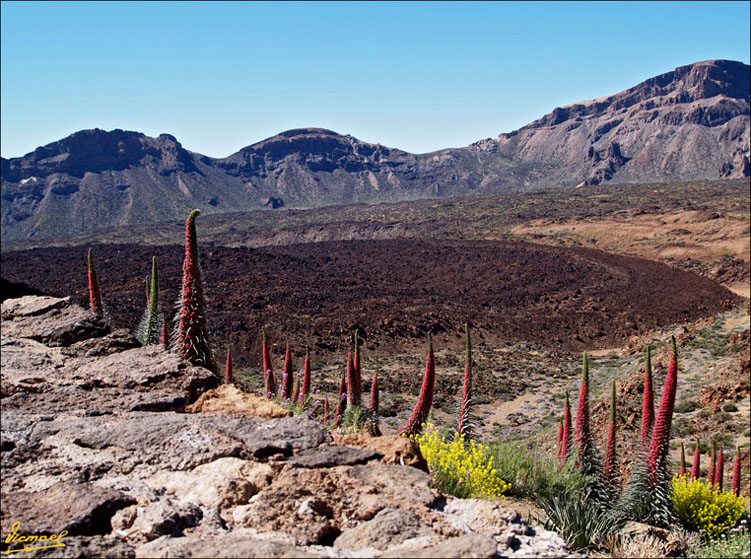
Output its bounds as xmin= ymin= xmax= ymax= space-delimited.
xmin=262 ymin=328 xmax=276 ymax=397
xmin=714 ymin=446 xmax=724 ymax=490
xmin=398 ymin=334 xmax=436 ymax=437
xmin=87 ymin=248 xmax=103 ymax=316
xmin=646 ymin=338 xmax=678 ymax=488
xmin=161 ymin=316 xmax=170 ymax=348
xmin=679 ymin=442 xmax=686 ymax=476
xmin=300 ymin=348 xmax=311 ymax=403
xmin=602 ymin=380 xmax=618 ymax=492
xmin=731 ymin=446 xmax=742 ymax=496
xmin=333 ymin=373 xmax=347 ymax=427
xmin=456 ymin=323 xmax=473 ymax=437
xmin=557 ymin=420 xmax=564 ymax=461
xmin=561 ymin=392 xmax=572 ymax=465
xmin=640 ymin=346 xmax=654 ymax=451
xmin=323 ymin=396 xmax=330 ymax=424
xmin=292 ymin=379 xmax=300 ymax=405
xmin=346 ymin=351 xmax=360 ymax=407
xmin=175 ymin=210 xmax=216 ymax=371
xmin=353 ymin=330 xmax=362 ymax=405
xmin=224 ymin=345 xmax=233 ymax=385
xmin=370 ymin=373 xmax=379 ymax=413
xmin=690 ymin=440 xmax=701 ymax=480
xmin=708 ymin=442 xmax=717 ymax=486
xmin=574 ymin=353 xmax=596 ymax=472
xmin=281 ymin=343 xmax=293 ymax=400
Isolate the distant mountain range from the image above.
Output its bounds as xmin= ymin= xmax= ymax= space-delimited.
xmin=2 ymin=59 xmax=749 ymax=242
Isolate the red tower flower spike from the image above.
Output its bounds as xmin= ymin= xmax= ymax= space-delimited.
xmin=353 ymin=330 xmax=362 ymax=405
xmin=333 ymin=373 xmax=347 ymax=427
xmin=640 ymin=346 xmax=655 ymax=451
xmin=731 ymin=446 xmax=742 ymax=496
xmin=557 ymin=420 xmax=564 ymax=460
xmin=708 ymin=442 xmax=717 ymax=486
xmin=398 ymin=334 xmax=436 ymax=437
xmin=574 ymin=353 xmax=596 ymax=473
xmin=87 ymin=248 xmax=103 ymax=316
xmin=714 ymin=446 xmax=724 ymax=490
xmin=281 ymin=343 xmax=293 ymax=400
xmin=175 ymin=210 xmax=216 ymax=371
xmin=370 ymin=373 xmax=379 ymax=413
xmin=225 ymin=345 xmax=233 ymax=385
xmin=323 ymin=396 xmax=330 ymax=424
xmin=161 ymin=316 xmax=170 ymax=348
xmin=292 ymin=378 xmax=300 ymax=405
xmin=561 ymin=392 xmax=572 ymax=465
xmin=346 ymin=351 xmax=360 ymax=407
xmin=262 ymin=328 xmax=276 ymax=397
xmin=679 ymin=442 xmax=687 ymax=476
xmin=457 ymin=323 xmax=473 ymax=437
xmin=602 ymin=380 xmax=619 ymax=494
xmin=690 ymin=440 xmax=701 ymax=480
xmin=300 ymin=348 xmax=311 ymax=403
xmin=646 ymin=337 xmax=679 ymax=488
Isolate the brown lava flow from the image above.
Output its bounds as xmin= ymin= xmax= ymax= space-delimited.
xmin=1 ymin=239 xmax=740 ymax=368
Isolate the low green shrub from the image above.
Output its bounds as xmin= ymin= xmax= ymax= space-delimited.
xmin=715 ymin=411 xmax=732 ymax=422
xmin=487 ymin=440 xmax=589 ymax=502
xmin=341 ymin=405 xmax=366 ymax=432
xmin=675 ymin=400 xmax=700 ymax=413
xmin=538 ymin=493 xmax=619 ymax=552
xmin=722 ymin=402 xmax=738 ymax=413
xmin=712 ymin=433 xmax=735 ymax=447
xmin=378 ymin=399 xmax=397 ymax=417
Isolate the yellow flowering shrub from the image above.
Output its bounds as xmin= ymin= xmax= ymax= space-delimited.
xmin=410 ymin=424 xmax=511 ymax=499
xmin=672 ymin=475 xmax=746 ymax=538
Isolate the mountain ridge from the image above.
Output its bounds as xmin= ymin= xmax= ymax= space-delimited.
xmin=2 ymin=59 xmax=749 ymax=241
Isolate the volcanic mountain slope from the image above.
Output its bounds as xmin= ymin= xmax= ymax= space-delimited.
xmin=1 ymin=60 xmax=748 ymax=242
xmin=0 ymin=128 xmax=442 ymax=242
xmin=489 ymin=59 xmax=750 ymax=186
xmin=0 ymin=130 xmax=236 ymax=241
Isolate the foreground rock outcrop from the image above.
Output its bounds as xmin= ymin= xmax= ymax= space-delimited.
xmin=1 ymin=296 xmax=571 ymax=557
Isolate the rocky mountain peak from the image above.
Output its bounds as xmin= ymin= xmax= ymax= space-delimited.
xmin=219 ymin=127 xmax=413 ymax=179
xmin=493 ymin=59 xmax=749 ymax=186
xmin=514 ymin=59 xmax=749 ymax=132
xmin=2 ymin=128 xmax=198 ymax=183
xmin=276 ymin=127 xmax=344 ymax=138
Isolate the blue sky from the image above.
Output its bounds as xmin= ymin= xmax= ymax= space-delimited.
xmin=1 ymin=1 xmax=749 ymax=158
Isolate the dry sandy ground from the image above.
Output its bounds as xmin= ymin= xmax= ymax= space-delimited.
xmin=511 ymin=209 xmax=750 ymax=298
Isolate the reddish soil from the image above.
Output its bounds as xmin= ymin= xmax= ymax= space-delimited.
xmin=1 ymin=239 xmax=740 ymax=368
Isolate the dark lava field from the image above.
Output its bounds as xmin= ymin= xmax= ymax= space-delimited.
xmin=1 ymin=239 xmax=740 ymax=368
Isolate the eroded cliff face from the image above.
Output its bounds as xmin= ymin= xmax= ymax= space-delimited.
xmin=2 ymin=60 xmax=749 ymax=242
xmin=493 ymin=60 xmax=750 ymax=186
xmin=0 ymin=295 xmax=571 ymax=558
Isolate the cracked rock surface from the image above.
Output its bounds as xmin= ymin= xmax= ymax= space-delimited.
xmin=1 ymin=296 xmax=571 ymax=557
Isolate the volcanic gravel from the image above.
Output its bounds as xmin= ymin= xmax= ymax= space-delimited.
xmin=1 ymin=239 xmax=740 ymax=368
